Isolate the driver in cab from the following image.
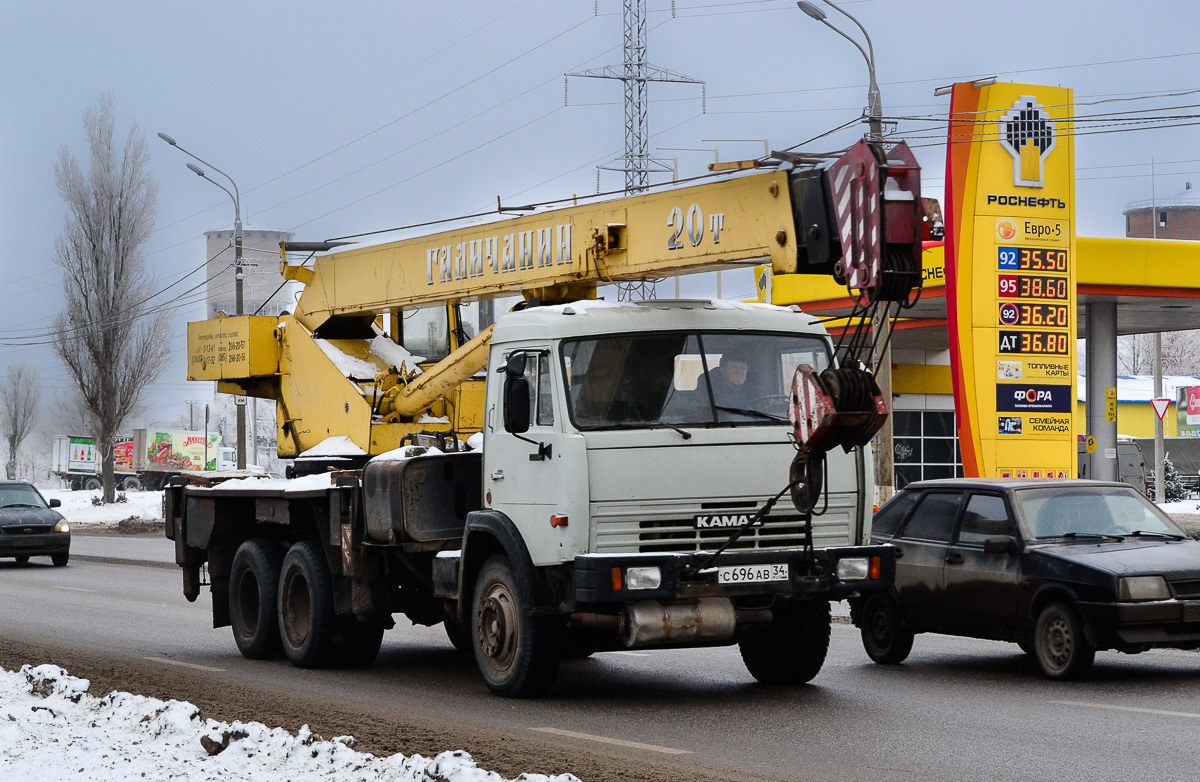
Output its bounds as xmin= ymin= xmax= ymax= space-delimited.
xmin=709 ymin=358 xmax=752 ymax=408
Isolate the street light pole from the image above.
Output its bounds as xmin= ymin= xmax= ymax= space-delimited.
xmin=797 ymin=1 xmax=893 ymax=502
xmin=797 ymin=1 xmax=881 ymax=141
xmin=158 ymin=133 xmax=247 ymax=470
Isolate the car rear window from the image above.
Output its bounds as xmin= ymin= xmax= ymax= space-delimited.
xmin=899 ymin=491 xmax=962 ymax=543
xmin=871 ymin=492 xmax=918 ymax=538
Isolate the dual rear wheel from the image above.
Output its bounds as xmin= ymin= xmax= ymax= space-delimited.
xmin=228 ymin=539 xmax=384 ymax=669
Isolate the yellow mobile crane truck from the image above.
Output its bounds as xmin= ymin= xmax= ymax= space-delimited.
xmin=165 ymin=140 xmax=924 ymax=696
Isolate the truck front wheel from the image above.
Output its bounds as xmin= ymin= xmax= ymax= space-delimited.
xmin=278 ymin=541 xmax=339 ymax=668
xmin=739 ymin=599 xmax=831 ymax=685
xmin=229 ymin=539 xmax=285 ymax=660
xmin=470 ymin=554 xmax=561 ymax=697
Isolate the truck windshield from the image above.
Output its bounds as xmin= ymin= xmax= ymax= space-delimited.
xmin=561 ymin=331 xmax=830 ymax=430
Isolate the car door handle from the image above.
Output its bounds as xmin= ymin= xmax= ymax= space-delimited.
xmin=490 ymin=470 xmax=504 ymax=481
xmin=944 ymin=553 xmax=964 ymax=564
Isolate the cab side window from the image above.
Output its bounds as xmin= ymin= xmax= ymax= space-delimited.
xmin=956 ymin=494 xmax=1014 ymax=545
xmin=899 ymin=492 xmax=962 ymax=543
xmin=871 ymin=492 xmax=919 ymax=539
xmin=518 ymin=352 xmax=555 ymax=428
xmin=536 ymin=353 xmax=554 ymax=426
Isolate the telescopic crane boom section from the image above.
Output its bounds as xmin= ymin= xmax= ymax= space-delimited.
xmin=187 ymin=140 xmax=925 ymax=460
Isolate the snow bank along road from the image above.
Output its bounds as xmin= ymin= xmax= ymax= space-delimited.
xmin=3 ymin=555 xmax=1200 ymax=782
xmin=1 ymin=664 xmax=577 ymax=782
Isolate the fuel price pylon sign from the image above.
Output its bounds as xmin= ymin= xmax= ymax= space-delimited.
xmin=945 ymin=83 xmax=1077 ymax=479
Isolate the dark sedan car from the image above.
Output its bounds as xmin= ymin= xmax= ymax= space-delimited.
xmin=852 ymin=479 xmax=1200 ymax=679
xmin=0 ymin=482 xmax=70 ymax=566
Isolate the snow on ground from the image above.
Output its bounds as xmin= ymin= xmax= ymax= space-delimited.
xmin=40 ymin=489 xmax=164 ymax=527
xmin=0 ymin=664 xmax=577 ymax=782
xmin=1157 ymin=499 xmax=1200 ymax=515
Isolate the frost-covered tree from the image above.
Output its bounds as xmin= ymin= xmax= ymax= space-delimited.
xmin=0 ymin=361 xmax=41 ymax=480
xmin=52 ymin=93 xmax=169 ymax=503
xmin=1118 ymin=331 xmax=1200 ymax=376
xmin=1151 ymin=454 xmax=1188 ymax=502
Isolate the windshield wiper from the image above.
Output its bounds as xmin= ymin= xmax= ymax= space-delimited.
xmin=713 ymin=405 xmax=786 ymax=422
xmin=1127 ymin=530 xmax=1186 ymax=541
xmin=1038 ymin=532 xmax=1126 ymax=541
xmin=600 ymin=421 xmax=693 ymax=439
xmin=0 ymin=503 xmax=39 ymax=508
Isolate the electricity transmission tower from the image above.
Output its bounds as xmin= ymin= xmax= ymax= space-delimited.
xmin=568 ymin=0 xmax=704 ymax=194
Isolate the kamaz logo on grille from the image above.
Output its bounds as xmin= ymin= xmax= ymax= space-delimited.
xmin=694 ymin=514 xmax=759 ymax=529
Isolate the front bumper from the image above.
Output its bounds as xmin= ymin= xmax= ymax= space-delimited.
xmin=0 ymin=531 xmax=70 ymax=558
xmin=574 ymin=545 xmax=895 ymax=605
xmin=1077 ymin=599 xmax=1200 ymax=647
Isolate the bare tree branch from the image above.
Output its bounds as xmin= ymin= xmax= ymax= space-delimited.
xmin=0 ymin=362 xmax=41 ymax=480
xmin=52 ymin=93 xmax=170 ymax=502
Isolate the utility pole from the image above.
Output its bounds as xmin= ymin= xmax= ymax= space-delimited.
xmin=185 ymin=399 xmax=200 ymax=430
xmin=567 ymin=0 xmax=704 ymax=194
xmin=1152 ymin=157 xmax=1165 ymax=502
xmin=158 ymin=132 xmax=248 ymax=470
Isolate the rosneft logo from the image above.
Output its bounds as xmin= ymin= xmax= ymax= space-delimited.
xmin=999 ymin=96 xmax=1056 ymax=189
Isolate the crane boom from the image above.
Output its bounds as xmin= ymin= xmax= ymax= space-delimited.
xmin=187 ymin=140 xmax=924 ymax=459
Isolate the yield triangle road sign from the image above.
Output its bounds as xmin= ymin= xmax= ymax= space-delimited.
xmin=1152 ymin=398 xmax=1171 ymax=420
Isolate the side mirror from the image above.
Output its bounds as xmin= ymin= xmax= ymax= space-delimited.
xmin=500 ymin=351 xmax=527 ymax=378
xmin=983 ymin=535 xmax=1016 ymax=554
xmin=503 ymin=376 xmax=532 ymax=434
xmin=48 ymin=498 xmax=61 ymax=508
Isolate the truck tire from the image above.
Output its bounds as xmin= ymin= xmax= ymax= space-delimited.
xmin=229 ymin=539 xmax=285 ymax=660
xmin=1034 ymin=601 xmax=1095 ymax=680
xmin=338 ymin=616 xmax=386 ymax=668
xmin=739 ymin=599 xmax=831 ymax=685
xmin=278 ymin=541 xmax=339 ymax=668
xmin=470 ymin=554 xmax=561 ymax=697
xmin=859 ymin=593 xmax=914 ymax=665
xmin=121 ymin=476 xmax=142 ymax=491
xmin=84 ymin=478 xmax=101 ymax=491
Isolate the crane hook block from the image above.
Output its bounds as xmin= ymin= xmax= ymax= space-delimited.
xmin=789 ymin=364 xmax=888 ymax=456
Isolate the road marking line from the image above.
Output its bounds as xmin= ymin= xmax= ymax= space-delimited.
xmin=143 ymin=656 xmax=225 ymax=673
xmin=1052 ymin=700 xmax=1200 ymax=720
xmin=51 ymin=586 xmax=96 ymax=593
xmin=608 ymin=650 xmax=650 ymax=657
xmin=531 ymin=727 xmax=691 ymax=755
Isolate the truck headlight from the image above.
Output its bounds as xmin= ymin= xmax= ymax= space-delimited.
xmin=1118 ymin=576 xmax=1170 ymax=602
xmin=625 ymin=566 xmax=662 ymax=590
xmin=54 ymin=520 xmax=70 ymax=534
xmin=836 ymin=557 xmax=870 ymax=581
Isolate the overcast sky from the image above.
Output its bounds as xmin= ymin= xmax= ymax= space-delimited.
xmin=3 ymin=0 xmax=1199 ymax=427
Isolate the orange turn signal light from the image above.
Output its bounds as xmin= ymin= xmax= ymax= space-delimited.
xmin=550 ymin=514 xmax=569 ymax=528
xmin=869 ymin=556 xmax=882 ymax=580
xmin=611 ymin=567 xmax=623 ymax=592
xmin=872 ymin=504 xmax=879 ymax=513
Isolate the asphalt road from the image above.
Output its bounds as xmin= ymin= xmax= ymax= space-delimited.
xmin=3 ymin=546 xmax=1200 ymax=782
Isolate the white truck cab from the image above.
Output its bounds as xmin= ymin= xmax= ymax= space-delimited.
xmin=482 ymin=299 xmax=869 ymax=565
